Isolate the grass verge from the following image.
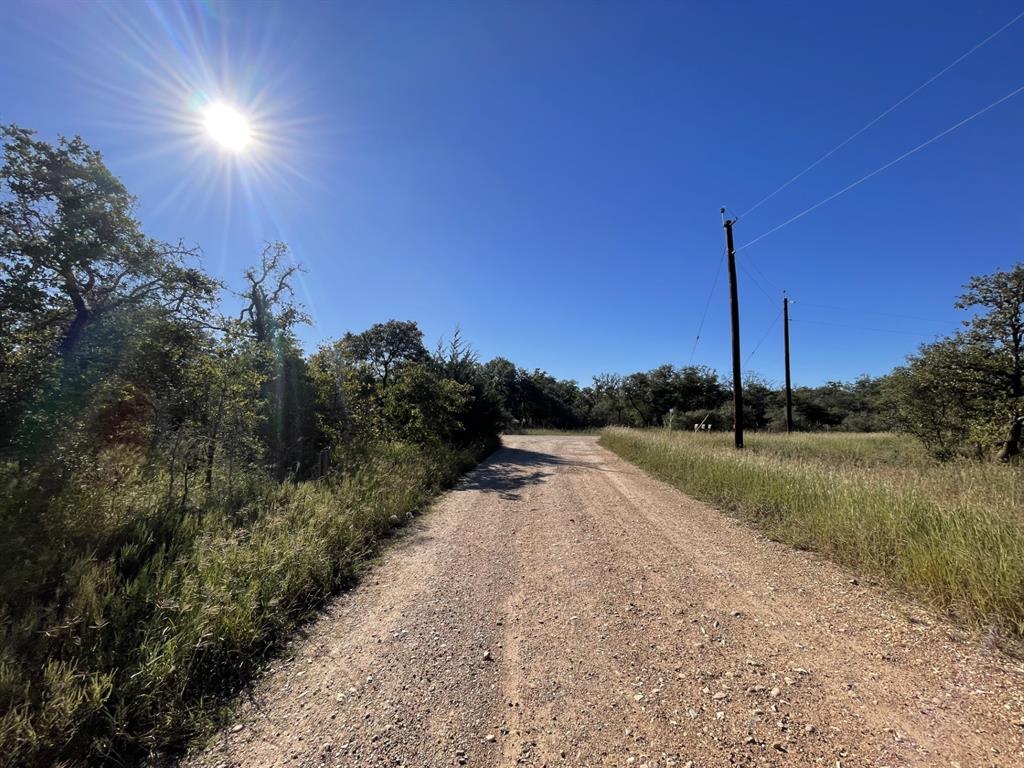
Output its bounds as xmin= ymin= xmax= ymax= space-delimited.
xmin=0 ymin=438 xmax=495 ymax=766
xmin=600 ymin=428 xmax=1024 ymax=635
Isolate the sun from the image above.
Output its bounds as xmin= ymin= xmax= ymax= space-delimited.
xmin=203 ymin=102 xmax=251 ymax=151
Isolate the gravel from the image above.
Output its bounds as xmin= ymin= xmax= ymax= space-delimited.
xmin=187 ymin=436 xmax=1024 ymax=767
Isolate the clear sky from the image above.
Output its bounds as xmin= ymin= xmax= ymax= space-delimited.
xmin=2 ymin=1 xmax=1022 ymax=386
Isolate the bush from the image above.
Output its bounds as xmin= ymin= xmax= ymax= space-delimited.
xmin=0 ymin=439 xmax=494 ymax=766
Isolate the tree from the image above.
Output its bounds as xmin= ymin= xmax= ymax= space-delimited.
xmin=236 ymin=242 xmax=307 ymax=342
xmin=0 ymin=126 xmax=216 ymax=462
xmin=309 ymin=343 xmax=354 ymax=449
xmin=313 ymin=321 xmax=500 ymax=450
xmin=0 ymin=126 xmax=215 ymax=358
xmin=481 ymin=357 xmax=522 ymax=428
xmin=431 ymin=330 xmax=503 ymax=444
xmin=337 ymin=320 xmax=427 ymax=390
xmin=676 ymin=366 xmax=728 ymax=413
xmin=742 ymin=374 xmax=779 ymax=430
xmin=956 ymin=265 xmax=1024 ymax=460
xmin=432 ymin=326 xmax=478 ymax=383
xmin=592 ymin=373 xmax=626 ymax=425
xmin=880 ymin=342 xmax=980 ymax=459
xmin=231 ymin=244 xmax=315 ymax=478
xmin=519 ymin=369 xmax=581 ymax=429
xmin=882 ymin=264 xmax=1024 ymax=460
xmin=618 ymin=365 xmax=727 ymax=428
xmin=576 ymin=386 xmax=597 ymax=426
xmin=380 ymin=362 xmax=471 ymax=445
xmin=622 ymin=371 xmax=656 ymax=426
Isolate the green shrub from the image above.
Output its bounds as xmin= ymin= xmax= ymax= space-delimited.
xmin=0 ymin=438 xmax=493 ymax=766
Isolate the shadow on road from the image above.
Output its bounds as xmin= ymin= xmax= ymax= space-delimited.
xmin=455 ymin=447 xmax=593 ymax=500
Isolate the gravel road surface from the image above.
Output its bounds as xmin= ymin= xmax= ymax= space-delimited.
xmin=189 ymin=435 xmax=1024 ymax=767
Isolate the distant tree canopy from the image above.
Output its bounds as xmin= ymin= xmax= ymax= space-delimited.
xmin=882 ymin=264 xmax=1024 ymax=460
xmin=477 ymin=263 xmax=1024 ymax=463
xmin=470 ymin=358 xmax=889 ymax=436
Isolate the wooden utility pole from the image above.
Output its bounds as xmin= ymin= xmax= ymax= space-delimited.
xmin=721 ymin=209 xmax=744 ymax=449
xmin=783 ymin=292 xmax=794 ymax=433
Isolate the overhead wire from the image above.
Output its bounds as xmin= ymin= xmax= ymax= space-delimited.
xmin=745 ymin=309 xmax=783 ymax=365
xmin=721 ymin=205 xmax=783 ymax=293
xmin=736 ymin=82 xmax=1024 ymax=253
xmin=738 ymin=8 xmax=1024 ymax=221
xmin=694 ymin=16 xmax=1024 ymax=376
xmin=687 ymin=247 xmax=727 ymax=365
xmin=737 ymin=260 xmax=778 ymax=302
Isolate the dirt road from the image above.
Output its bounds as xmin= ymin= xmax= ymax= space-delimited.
xmin=191 ymin=436 xmax=1024 ymax=767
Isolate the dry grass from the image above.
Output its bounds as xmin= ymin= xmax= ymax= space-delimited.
xmin=600 ymin=428 xmax=1024 ymax=635
xmin=0 ymin=440 xmax=493 ymax=766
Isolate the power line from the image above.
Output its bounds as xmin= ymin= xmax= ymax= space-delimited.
xmin=738 ymin=8 xmax=1024 ymax=220
xmin=722 ymin=206 xmax=783 ymax=294
xmin=737 ymin=260 xmax=777 ymax=302
xmin=745 ymin=309 xmax=783 ymax=365
xmin=687 ymin=247 xmax=726 ymax=364
xmin=737 ymin=82 xmax=1024 ymax=252
xmin=740 ymin=245 xmax=784 ymax=292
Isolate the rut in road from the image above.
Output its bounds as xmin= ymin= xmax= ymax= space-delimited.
xmin=190 ymin=435 xmax=1024 ymax=768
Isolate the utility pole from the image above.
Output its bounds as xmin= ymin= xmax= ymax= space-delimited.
xmin=783 ymin=292 xmax=794 ymax=433
xmin=721 ymin=209 xmax=744 ymax=449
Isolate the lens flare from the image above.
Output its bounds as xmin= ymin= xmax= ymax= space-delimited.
xmin=74 ymin=0 xmax=318 ymax=265
xmin=203 ymin=102 xmax=251 ymax=150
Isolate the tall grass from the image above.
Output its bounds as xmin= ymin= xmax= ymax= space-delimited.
xmin=600 ymin=428 xmax=1024 ymax=635
xmin=708 ymin=430 xmax=934 ymax=468
xmin=0 ymin=439 xmax=493 ymax=766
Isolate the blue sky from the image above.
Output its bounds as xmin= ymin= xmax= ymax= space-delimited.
xmin=2 ymin=1 xmax=1022 ymax=386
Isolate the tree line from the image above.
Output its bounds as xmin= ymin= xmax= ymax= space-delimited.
xmin=6 ymin=122 xmax=1017 ymax=479
xmin=1 ymin=123 xmax=1020 ymax=542
xmin=481 ymin=277 xmax=1024 ymax=463
xmin=483 ymin=362 xmax=888 ymax=434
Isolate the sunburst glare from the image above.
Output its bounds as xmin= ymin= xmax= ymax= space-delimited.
xmin=67 ymin=0 xmax=322 ymax=230
xmin=203 ymin=102 xmax=251 ymax=151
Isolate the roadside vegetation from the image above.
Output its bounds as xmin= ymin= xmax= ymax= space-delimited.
xmin=0 ymin=126 xmax=504 ymax=766
xmin=601 ymin=428 xmax=1024 ymax=635
xmin=695 ymin=430 xmax=934 ymax=468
